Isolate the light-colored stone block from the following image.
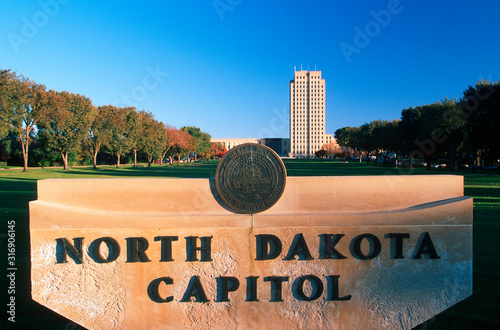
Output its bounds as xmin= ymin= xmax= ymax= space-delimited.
xmin=30 ymin=175 xmax=472 ymax=329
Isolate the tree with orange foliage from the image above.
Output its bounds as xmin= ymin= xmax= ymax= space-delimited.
xmin=161 ymin=127 xmax=192 ymax=164
xmin=209 ymin=142 xmax=220 ymax=159
xmin=322 ymin=140 xmax=349 ymax=159
xmin=175 ymin=129 xmax=193 ymax=162
xmin=218 ymin=147 xmax=227 ymax=158
xmin=162 ymin=124 xmax=177 ymax=165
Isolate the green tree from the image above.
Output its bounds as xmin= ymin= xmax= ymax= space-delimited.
xmin=335 ymin=126 xmax=362 ymax=159
xmin=125 ymin=108 xmax=143 ymax=167
xmin=38 ymin=91 xmax=96 ymax=170
xmin=372 ymin=120 xmax=400 ymax=166
xmin=438 ymin=98 xmax=465 ymax=171
xmin=315 ymin=148 xmax=328 ymax=159
xmin=3 ymin=72 xmax=52 ymax=171
xmin=399 ymin=106 xmax=421 ymax=168
xmin=140 ymin=111 xmax=165 ymax=166
xmin=106 ymin=106 xmax=133 ymax=168
xmin=87 ymin=105 xmax=114 ymax=169
xmin=0 ymin=70 xmax=14 ymax=141
xmin=181 ymin=126 xmax=211 ymax=161
xmin=359 ymin=120 xmax=386 ymax=163
xmin=461 ymin=80 xmax=500 ymax=168
xmin=400 ymin=104 xmax=439 ymax=169
xmin=401 ymin=100 xmax=465 ymax=170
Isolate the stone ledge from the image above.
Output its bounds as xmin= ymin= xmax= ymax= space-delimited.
xmin=35 ymin=175 xmax=464 ymax=214
xmin=30 ymin=196 xmax=472 ymax=229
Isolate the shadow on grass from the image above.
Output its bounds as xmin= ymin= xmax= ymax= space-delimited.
xmin=61 ymin=162 xmax=220 ymax=179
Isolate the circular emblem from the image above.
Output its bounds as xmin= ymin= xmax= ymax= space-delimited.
xmin=215 ymin=143 xmax=287 ymax=214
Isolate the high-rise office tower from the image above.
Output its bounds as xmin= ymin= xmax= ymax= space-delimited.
xmin=289 ymin=70 xmax=326 ymax=157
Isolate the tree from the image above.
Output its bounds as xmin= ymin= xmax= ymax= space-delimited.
xmin=162 ymin=124 xmax=178 ymax=165
xmin=106 ymin=106 xmax=133 ymax=168
xmin=175 ymin=129 xmax=193 ymax=162
xmin=400 ymin=105 xmax=441 ymax=169
xmin=437 ymin=99 xmax=465 ymax=171
xmin=315 ymin=148 xmax=328 ymax=159
xmin=358 ymin=120 xmax=387 ymax=163
xmin=372 ymin=120 xmax=400 ymax=166
xmin=1 ymin=71 xmax=52 ymax=171
xmin=126 ymin=108 xmax=143 ymax=167
xmin=0 ymin=71 xmax=14 ymax=165
xmin=322 ymin=140 xmax=348 ymax=159
xmin=335 ymin=126 xmax=363 ymax=160
xmin=210 ymin=142 xmax=221 ymax=159
xmin=87 ymin=105 xmax=113 ymax=169
xmin=140 ymin=111 xmax=165 ymax=166
xmin=399 ymin=106 xmax=421 ymax=168
xmin=181 ymin=126 xmax=211 ymax=161
xmin=38 ymin=91 xmax=96 ymax=170
xmin=400 ymin=100 xmax=465 ymax=170
xmin=461 ymin=80 xmax=500 ymax=168
xmin=160 ymin=126 xmax=192 ymax=164
xmin=0 ymin=70 xmax=14 ymax=141
xmin=217 ymin=147 xmax=228 ymax=158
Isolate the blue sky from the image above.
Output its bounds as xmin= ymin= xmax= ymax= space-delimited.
xmin=1 ymin=0 xmax=499 ymax=139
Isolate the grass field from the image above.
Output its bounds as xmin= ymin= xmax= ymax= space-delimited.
xmin=1 ymin=159 xmax=499 ymax=329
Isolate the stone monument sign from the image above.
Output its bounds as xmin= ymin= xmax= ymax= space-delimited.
xmin=30 ymin=144 xmax=472 ymax=329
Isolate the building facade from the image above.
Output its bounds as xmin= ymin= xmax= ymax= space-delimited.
xmin=211 ymin=138 xmax=290 ymax=156
xmin=325 ymin=134 xmax=334 ymax=145
xmin=289 ymin=70 xmax=326 ymax=157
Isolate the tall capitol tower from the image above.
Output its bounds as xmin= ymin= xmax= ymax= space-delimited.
xmin=289 ymin=70 xmax=326 ymax=157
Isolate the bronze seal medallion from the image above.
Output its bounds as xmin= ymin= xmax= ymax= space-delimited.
xmin=215 ymin=143 xmax=286 ymax=214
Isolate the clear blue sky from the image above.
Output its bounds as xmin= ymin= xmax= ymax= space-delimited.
xmin=1 ymin=0 xmax=499 ymax=139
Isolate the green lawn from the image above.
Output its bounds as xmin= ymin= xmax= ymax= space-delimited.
xmin=1 ymin=160 xmax=499 ymax=329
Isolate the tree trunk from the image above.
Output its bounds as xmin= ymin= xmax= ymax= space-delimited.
xmin=449 ymin=147 xmax=457 ymax=172
xmin=148 ymin=155 xmax=152 ymax=166
xmin=22 ymin=141 xmax=29 ymax=172
xmin=133 ymin=149 xmax=137 ymax=167
xmin=169 ymin=156 xmax=173 ymax=165
xmin=409 ymin=153 xmax=414 ymax=169
xmin=21 ymin=125 xmax=33 ymax=172
xmin=92 ymin=143 xmax=101 ymax=169
xmin=161 ymin=148 xmax=171 ymax=165
xmin=471 ymin=147 xmax=477 ymax=172
xmin=116 ymin=154 xmax=121 ymax=168
xmin=61 ymin=151 xmax=69 ymax=170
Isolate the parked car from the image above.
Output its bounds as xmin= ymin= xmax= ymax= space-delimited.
xmin=479 ymin=165 xmax=498 ymax=170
